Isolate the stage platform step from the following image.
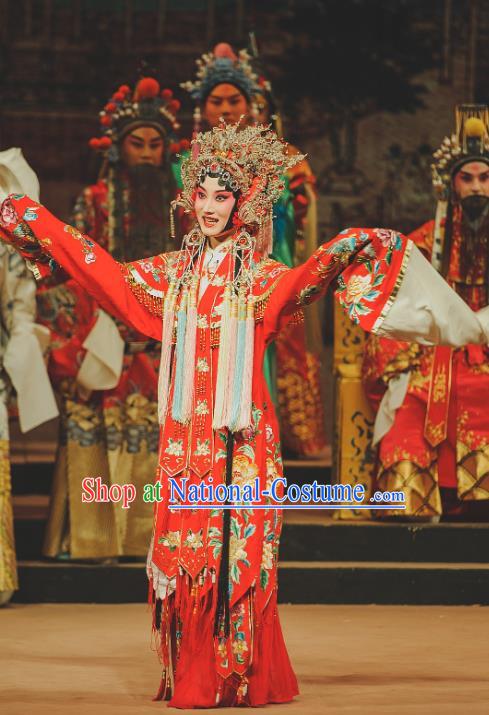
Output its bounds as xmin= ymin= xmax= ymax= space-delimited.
xmin=10 ymin=458 xmax=489 ymax=605
xmin=10 ymin=454 xmax=332 ymax=495
xmin=13 ymin=505 xmax=489 ymax=563
xmin=12 ymin=559 xmax=489 ymax=605
xmin=279 ymin=518 xmax=489 ymax=563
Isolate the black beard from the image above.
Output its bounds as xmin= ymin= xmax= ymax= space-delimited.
xmin=458 ymin=195 xmax=489 ymax=281
xmin=461 ymin=194 xmax=489 ymax=229
xmin=125 ymin=163 xmax=168 ymax=261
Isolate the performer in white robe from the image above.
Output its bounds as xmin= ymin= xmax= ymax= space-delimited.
xmin=0 ymin=148 xmax=58 ymax=605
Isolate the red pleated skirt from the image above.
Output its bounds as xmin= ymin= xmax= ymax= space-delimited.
xmin=151 ymin=578 xmax=299 ymax=709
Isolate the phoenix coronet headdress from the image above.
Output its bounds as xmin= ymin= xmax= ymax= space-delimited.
xmin=178 ymin=120 xmax=303 ymax=250
xmin=160 ymin=121 xmax=303 ymax=435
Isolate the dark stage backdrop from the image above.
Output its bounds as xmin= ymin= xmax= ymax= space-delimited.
xmin=0 ymin=0 xmax=488 ymax=238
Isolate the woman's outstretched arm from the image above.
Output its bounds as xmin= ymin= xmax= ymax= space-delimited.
xmin=264 ymin=227 xmax=486 ymax=347
xmin=0 ymin=195 xmax=165 ymax=340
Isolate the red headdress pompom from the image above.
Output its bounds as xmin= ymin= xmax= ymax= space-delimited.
xmin=134 ymin=77 xmax=160 ymax=101
xmin=213 ymin=42 xmax=237 ymax=60
xmin=99 ymin=136 xmax=112 ymax=150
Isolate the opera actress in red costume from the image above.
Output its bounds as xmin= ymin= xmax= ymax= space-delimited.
xmin=1 ymin=121 xmax=488 ymax=708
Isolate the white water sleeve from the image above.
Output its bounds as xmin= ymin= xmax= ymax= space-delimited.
xmin=372 ymin=372 xmax=410 ymax=445
xmin=76 ymin=309 xmax=124 ymax=391
xmin=376 ymin=243 xmax=486 ymax=346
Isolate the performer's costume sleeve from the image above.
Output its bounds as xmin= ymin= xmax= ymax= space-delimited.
xmin=264 ymin=227 xmax=486 ymax=347
xmin=1 ymin=245 xmax=58 ymax=432
xmin=35 ymin=182 xmax=124 ymax=392
xmin=360 ymin=220 xmax=434 ymax=444
xmin=0 ymin=195 xmax=163 ymax=341
xmin=2 ymin=198 xmax=486 ymax=349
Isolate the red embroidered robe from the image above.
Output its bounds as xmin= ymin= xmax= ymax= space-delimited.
xmin=0 ymin=195 xmax=414 ymax=707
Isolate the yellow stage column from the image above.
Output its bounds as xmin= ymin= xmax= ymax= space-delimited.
xmin=333 ymin=303 xmax=376 ymax=520
xmin=0 ymin=438 xmax=17 ymax=603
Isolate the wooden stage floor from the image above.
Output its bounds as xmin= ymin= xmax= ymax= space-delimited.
xmin=1 ymin=603 xmax=489 ymax=714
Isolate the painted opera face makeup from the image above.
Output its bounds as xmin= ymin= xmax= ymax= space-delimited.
xmin=453 ymin=161 xmax=489 ymax=199
xmin=203 ymin=83 xmax=250 ymax=128
xmin=121 ymin=126 xmax=165 ymax=167
xmin=194 ymin=176 xmax=236 ymax=244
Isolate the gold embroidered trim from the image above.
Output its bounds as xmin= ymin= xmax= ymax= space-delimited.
xmin=124 ymin=273 xmax=164 ymax=316
xmin=372 ymin=239 xmax=413 ymax=333
xmin=121 ymin=254 xmax=289 ymax=327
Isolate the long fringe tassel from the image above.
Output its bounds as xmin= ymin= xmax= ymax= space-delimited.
xmin=180 ymin=284 xmax=198 ymax=421
xmin=158 ymin=284 xmax=176 ymax=425
xmin=236 ymin=297 xmax=255 ymax=431
xmin=228 ymin=297 xmax=247 ymax=432
xmin=213 ymin=286 xmax=231 ymax=429
xmin=171 ymin=291 xmax=188 ymax=422
xmin=222 ymin=295 xmax=238 ymax=427
xmin=256 ymin=209 xmax=274 ymax=256
xmin=152 ymin=593 xmax=175 ymax=702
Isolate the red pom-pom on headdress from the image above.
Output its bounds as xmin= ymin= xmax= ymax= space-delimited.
xmin=214 ymin=42 xmax=237 ymax=60
xmin=92 ymin=75 xmax=180 ymax=157
xmin=99 ymin=136 xmax=112 ymax=150
xmin=134 ymin=77 xmax=160 ymax=100
xmin=179 ymin=139 xmax=191 ymax=151
xmin=89 ymin=136 xmax=112 ymax=152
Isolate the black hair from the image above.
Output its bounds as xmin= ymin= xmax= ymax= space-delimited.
xmin=197 ymin=166 xmax=240 ymax=197
xmin=197 ymin=167 xmax=240 ymax=231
